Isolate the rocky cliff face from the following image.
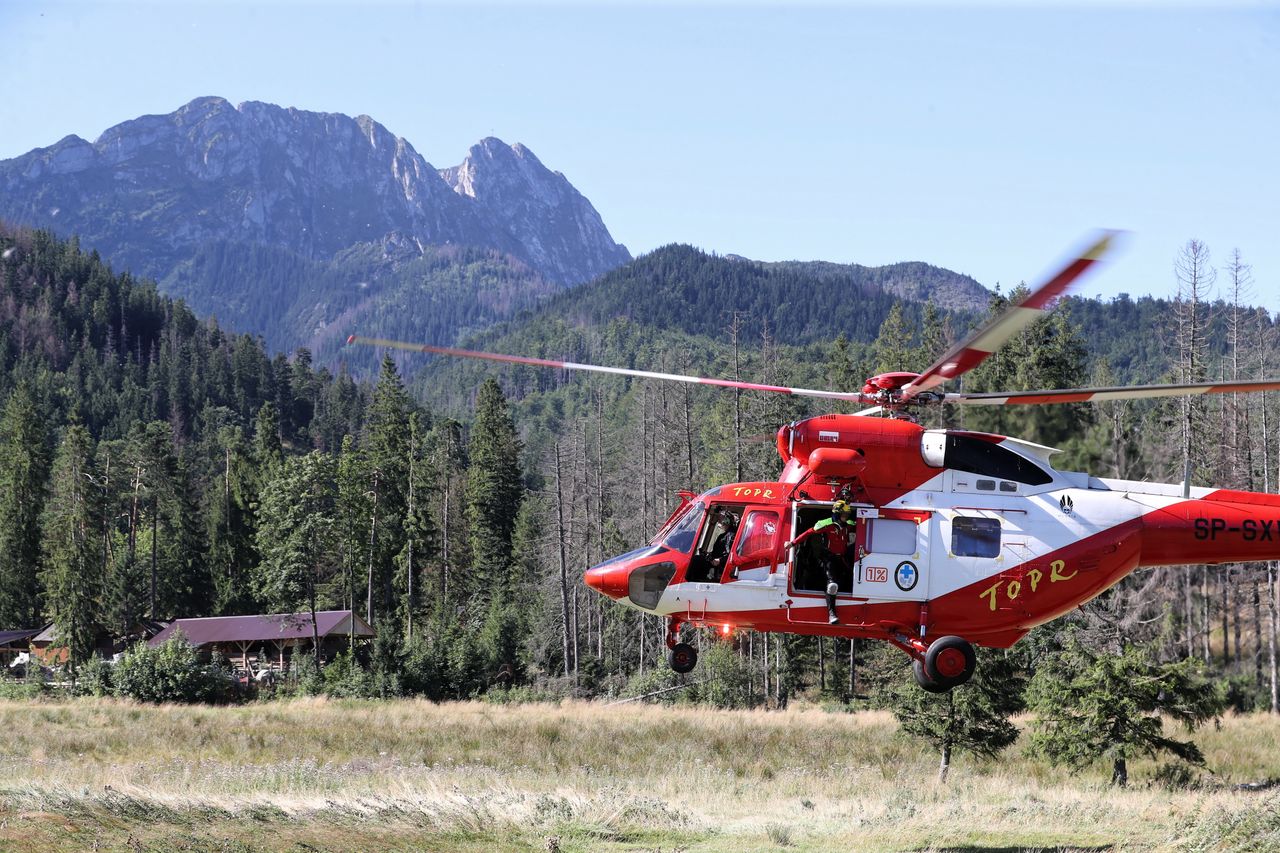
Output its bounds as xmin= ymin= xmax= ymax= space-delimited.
xmin=0 ymin=96 xmax=630 ymax=286
xmin=440 ymin=138 xmax=630 ymax=285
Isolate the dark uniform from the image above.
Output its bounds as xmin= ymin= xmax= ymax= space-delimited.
xmin=789 ymin=511 xmax=854 ymax=623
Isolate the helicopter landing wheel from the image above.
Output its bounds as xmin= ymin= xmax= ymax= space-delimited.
xmin=920 ymin=635 xmax=976 ymax=690
xmin=912 ymin=659 xmax=949 ymax=693
xmin=668 ymin=642 xmax=698 ymax=674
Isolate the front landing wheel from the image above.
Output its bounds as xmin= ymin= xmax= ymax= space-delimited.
xmin=668 ymin=642 xmax=698 ymax=674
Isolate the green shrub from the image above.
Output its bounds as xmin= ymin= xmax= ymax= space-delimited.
xmin=73 ymin=656 xmax=113 ymax=697
xmin=696 ymin=642 xmax=758 ymax=709
xmin=321 ymin=649 xmax=374 ymax=698
xmin=113 ymin=634 xmax=225 ymax=703
xmin=0 ymin=678 xmax=47 ymax=700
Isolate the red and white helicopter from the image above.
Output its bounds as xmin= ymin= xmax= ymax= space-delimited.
xmin=351 ymin=232 xmax=1280 ymax=691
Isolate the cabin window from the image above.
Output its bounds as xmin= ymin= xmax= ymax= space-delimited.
xmin=952 ymin=516 xmax=1001 ymax=558
xmin=662 ymin=501 xmax=705 ymax=554
xmin=945 ymin=435 xmax=1052 ymax=486
xmin=687 ymin=504 xmax=746 ymax=582
xmin=736 ymin=510 xmax=780 ymax=561
xmin=1000 ymin=481 xmax=1018 ymax=493
xmin=976 ymin=479 xmax=996 ymax=491
xmin=867 ymin=518 xmax=916 ymax=555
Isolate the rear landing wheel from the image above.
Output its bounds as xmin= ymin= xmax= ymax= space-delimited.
xmin=922 ymin=636 xmax=977 ymax=690
xmin=668 ymin=642 xmax=698 ymax=674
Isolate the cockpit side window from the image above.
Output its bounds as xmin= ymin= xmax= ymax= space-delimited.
xmin=945 ymin=435 xmax=1052 ymax=486
xmin=686 ymin=504 xmax=745 ymax=583
xmin=662 ymin=501 xmax=705 ymax=554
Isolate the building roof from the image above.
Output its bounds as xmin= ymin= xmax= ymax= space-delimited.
xmin=149 ymin=610 xmax=375 ymax=647
xmin=0 ymin=627 xmax=44 ymax=647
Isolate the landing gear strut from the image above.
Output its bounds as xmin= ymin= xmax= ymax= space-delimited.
xmin=665 ymin=617 xmax=698 ymax=674
xmin=911 ymin=635 xmax=977 ymax=692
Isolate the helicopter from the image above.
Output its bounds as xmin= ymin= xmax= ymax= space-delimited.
xmin=349 ymin=231 xmax=1280 ymax=691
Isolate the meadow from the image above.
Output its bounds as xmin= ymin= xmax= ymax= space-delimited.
xmin=0 ymin=698 xmax=1276 ymax=852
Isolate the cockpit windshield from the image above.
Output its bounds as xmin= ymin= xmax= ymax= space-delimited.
xmin=660 ymin=501 xmax=706 ymax=554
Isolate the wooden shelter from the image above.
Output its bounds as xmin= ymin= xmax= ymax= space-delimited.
xmin=29 ymin=623 xmax=117 ymax=665
xmin=148 ymin=610 xmax=375 ymax=675
xmin=0 ymin=627 xmax=44 ymax=668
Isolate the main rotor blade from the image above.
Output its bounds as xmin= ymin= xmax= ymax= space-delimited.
xmin=900 ymin=230 xmax=1121 ymax=401
xmin=347 ymin=335 xmax=868 ymax=403
xmin=948 ymin=377 xmax=1280 ymax=406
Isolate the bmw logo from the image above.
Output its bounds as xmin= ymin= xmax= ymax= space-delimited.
xmin=895 ymin=561 xmax=918 ymax=592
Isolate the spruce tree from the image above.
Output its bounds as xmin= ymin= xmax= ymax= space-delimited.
xmin=869 ymin=302 xmax=914 ymax=375
xmin=205 ymin=424 xmax=259 ymax=615
xmin=1027 ymin=639 xmax=1225 ymax=786
xmin=880 ymin=649 xmax=1027 ymax=782
xmin=465 ymin=379 xmax=523 ymax=599
xmin=364 ymin=355 xmax=413 ymax=630
xmin=254 ymin=401 xmax=283 ymax=471
xmin=256 ymin=451 xmax=339 ymax=662
xmin=336 ymin=434 xmax=371 ymax=619
xmin=40 ymin=424 xmax=104 ymax=671
xmin=395 ymin=412 xmax=438 ymax=640
xmin=0 ymin=384 xmax=50 ymax=628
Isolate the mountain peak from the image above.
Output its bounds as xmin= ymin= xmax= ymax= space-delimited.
xmin=0 ymin=97 xmax=629 ymax=287
xmin=440 ymin=137 xmax=629 ymax=283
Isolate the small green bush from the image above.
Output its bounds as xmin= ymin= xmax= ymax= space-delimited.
xmin=0 ymin=678 xmax=47 ymax=700
xmin=73 ymin=656 xmax=113 ymax=697
xmin=321 ymin=650 xmax=374 ymax=698
xmin=113 ymin=634 xmax=225 ymax=703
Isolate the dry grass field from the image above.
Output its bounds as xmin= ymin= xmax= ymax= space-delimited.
xmin=0 ymin=698 xmax=1277 ymax=852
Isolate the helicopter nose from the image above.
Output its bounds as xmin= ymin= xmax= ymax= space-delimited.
xmin=584 ymin=564 xmax=631 ymax=600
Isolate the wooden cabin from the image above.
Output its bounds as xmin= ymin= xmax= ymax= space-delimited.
xmin=29 ymin=623 xmax=117 ymax=666
xmin=148 ymin=610 xmax=375 ymax=675
xmin=0 ymin=627 xmax=44 ymax=669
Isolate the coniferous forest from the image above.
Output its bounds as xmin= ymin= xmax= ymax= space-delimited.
xmin=2 ymin=223 xmax=1278 ymax=783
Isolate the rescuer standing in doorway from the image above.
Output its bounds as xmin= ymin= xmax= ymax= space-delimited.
xmin=784 ymin=500 xmax=854 ymax=624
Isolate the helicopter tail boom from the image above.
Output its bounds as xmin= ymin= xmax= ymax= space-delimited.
xmin=1139 ymin=489 xmax=1280 ymax=567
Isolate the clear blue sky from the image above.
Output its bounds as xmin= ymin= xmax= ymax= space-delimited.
xmin=3 ymin=2 xmax=1278 ymax=305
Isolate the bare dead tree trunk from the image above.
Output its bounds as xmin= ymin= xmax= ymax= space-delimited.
xmin=1269 ymin=561 xmax=1279 ymax=714
xmin=366 ymin=472 xmax=379 ymax=626
xmin=763 ymin=631 xmax=770 ymax=704
xmin=729 ymin=311 xmax=744 ymax=483
xmin=406 ymin=430 xmax=416 ymax=643
xmin=1233 ymin=579 xmax=1243 ymax=665
xmin=850 ymin=639 xmax=859 ymax=697
xmin=1175 ymin=238 xmax=1215 ymax=659
xmin=554 ymin=442 xmax=572 ymax=678
xmin=815 ymin=636 xmax=825 ymax=692
xmin=1220 ymin=567 xmax=1230 ymax=666
xmin=149 ymin=495 xmax=158 ymax=618
xmin=682 ymin=383 xmax=694 ymax=485
xmin=441 ymin=468 xmax=451 ymax=606
xmin=595 ymin=393 xmax=607 ymax=660
xmin=1255 ymin=577 xmax=1265 ymax=686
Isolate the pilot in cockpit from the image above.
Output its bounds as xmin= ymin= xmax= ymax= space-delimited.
xmin=707 ymin=510 xmax=740 ymax=575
